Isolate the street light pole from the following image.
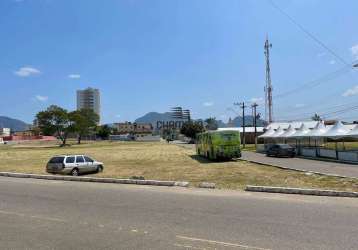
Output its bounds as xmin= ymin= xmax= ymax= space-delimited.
xmin=234 ymin=102 xmax=247 ymax=148
xmin=251 ymin=102 xmax=258 ymax=148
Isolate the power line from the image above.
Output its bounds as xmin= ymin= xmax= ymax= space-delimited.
xmin=277 ymin=101 xmax=358 ymax=120
xmin=268 ymin=0 xmax=350 ymax=67
xmin=276 ymin=103 xmax=358 ymax=121
xmin=274 ymin=65 xmax=351 ymax=99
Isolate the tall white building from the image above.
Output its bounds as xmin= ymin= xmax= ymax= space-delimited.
xmin=76 ymin=87 xmax=101 ymax=123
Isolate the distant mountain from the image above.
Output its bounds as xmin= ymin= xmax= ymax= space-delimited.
xmin=135 ymin=112 xmax=265 ymax=128
xmin=135 ymin=112 xmax=175 ymax=123
xmin=0 ymin=116 xmax=29 ymax=132
xmin=216 ymin=120 xmax=227 ymax=128
xmin=135 ymin=112 xmax=186 ymax=128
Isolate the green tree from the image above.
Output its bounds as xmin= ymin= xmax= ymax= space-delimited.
xmin=35 ymin=105 xmax=72 ymax=146
xmin=69 ymin=109 xmax=99 ymax=144
xmin=96 ymin=124 xmax=111 ymax=140
xmin=180 ymin=121 xmax=204 ymax=139
xmin=312 ymin=113 xmax=321 ymax=121
xmin=204 ymin=117 xmax=218 ymax=130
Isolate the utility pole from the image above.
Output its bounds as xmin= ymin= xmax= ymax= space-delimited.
xmin=234 ymin=102 xmax=246 ymax=148
xmin=264 ymin=35 xmax=273 ymax=124
xmin=251 ymin=102 xmax=258 ymax=148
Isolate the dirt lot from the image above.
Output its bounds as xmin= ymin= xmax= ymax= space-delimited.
xmin=0 ymin=140 xmax=357 ymax=191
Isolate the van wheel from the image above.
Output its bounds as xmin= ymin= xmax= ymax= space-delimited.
xmin=71 ymin=168 xmax=79 ymax=176
xmin=97 ymin=165 xmax=103 ymax=173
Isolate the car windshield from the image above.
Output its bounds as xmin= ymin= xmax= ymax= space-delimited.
xmin=279 ymin=144 xmax=292 ymax=149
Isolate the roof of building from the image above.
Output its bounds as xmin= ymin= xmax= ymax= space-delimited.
xmin=218 ymin=127 xmax=265 ymax=133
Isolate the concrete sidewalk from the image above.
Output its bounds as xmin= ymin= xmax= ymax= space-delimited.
xmin=242 ymin=151 xmax=358 ymax=178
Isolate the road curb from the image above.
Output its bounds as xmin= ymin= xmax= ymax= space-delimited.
xmin=245 ymin=185 xmax=358 ymax=198
xmin=198 ymin=182 xmax=216 ymax=189
xmin=242 ymin=159 xmax=358 ymax=180
xmin=0 ymin=172 xmax=189 ymax=187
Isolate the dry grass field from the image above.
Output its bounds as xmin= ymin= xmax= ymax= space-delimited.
xmin=0 ymin=140 xmax=358 ymax=191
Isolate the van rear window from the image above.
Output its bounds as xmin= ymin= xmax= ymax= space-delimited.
xmin=49 ymin=157 xmax=64 ymax=164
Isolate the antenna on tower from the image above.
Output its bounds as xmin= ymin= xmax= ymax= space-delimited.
xmin=264 ymin=35 xmax=273 ymax=124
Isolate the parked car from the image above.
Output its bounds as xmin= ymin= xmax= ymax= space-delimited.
xmin=46 ymin=155 xmax=104 ymax=176
xmin=266 ymin=144 xmax=295 ymax=157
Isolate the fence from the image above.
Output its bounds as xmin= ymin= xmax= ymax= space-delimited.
xmin=256 ymin=144 xmax=358 ymax=164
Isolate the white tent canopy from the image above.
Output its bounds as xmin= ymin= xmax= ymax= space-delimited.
xmin=280 ymin=125 xmax=297 ymax=138
xmin=258 ymin=126 xmax=276 ymax=138
xmin=266 ymin=121 xmax=318 ymax=130
xmin=303 ymin=122 xmax=329 ymax=138
xmin=260 ymin=121 xmax=358 ymax=140
xmin=345 ymin=124 xmax=358 ymax=138
xmin=321 ymin=121 xmax=351 ymax=139
xmin=292 ymin=123 xmax=311 ymax=138
xmin=270 ymin=126 xmax=286 ymax=138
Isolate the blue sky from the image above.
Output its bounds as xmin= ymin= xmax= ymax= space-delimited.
xmin=1 ymin=0 xmax=358 ymax=124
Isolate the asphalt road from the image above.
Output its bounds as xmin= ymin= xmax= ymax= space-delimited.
xmin=242 ymin=151 xmax=358 ymax=178
xmin=0 ymin=177 xmax=357 ymax=250
xmin=173 ymin=142 xmax=358 ymax=178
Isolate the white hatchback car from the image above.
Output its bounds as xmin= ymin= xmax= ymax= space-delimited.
xmin=46 ymin=155 xmax=104 ymax=176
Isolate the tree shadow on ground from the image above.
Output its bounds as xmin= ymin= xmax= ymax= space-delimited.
xmin=190 ymin=155 xmax=238 ymax=164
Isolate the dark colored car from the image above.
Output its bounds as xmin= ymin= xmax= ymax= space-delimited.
xmin=266 ymin=144 xmax=295 ymax=157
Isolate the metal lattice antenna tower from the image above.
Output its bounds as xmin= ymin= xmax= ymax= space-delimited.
xmin=264 ymin=35 xmax=273 ymax=124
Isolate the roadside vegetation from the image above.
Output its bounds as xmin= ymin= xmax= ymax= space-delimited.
xmin=0 ymin=141 xmax=357 ymax=191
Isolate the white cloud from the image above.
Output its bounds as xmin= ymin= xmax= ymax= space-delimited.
xmin=317 ymin=52 xmax=326 ymax=57
xmin=343 ymin=85 xmax=358 ymax=97
xmin=203 ymin=101 xmax=214 ymax=107
xmin=68 ymin=74 xmax=81 ymax=79
xmin=350 ymin=44 xmax=358 ymax=59
xmin=219 ymin=114 xmax=227 ymax=119
xmin=329 ymin=60 xmax=336 ymax=65
xmin=14 ymin=66 xmax=41 ymax=77
xmin=35 ymin=95 xmax=48 ymax=102
xmin=294 ymin=103 xmax=305 ymax=108
xmin=250 ymin=97 xmax=264 ymax=104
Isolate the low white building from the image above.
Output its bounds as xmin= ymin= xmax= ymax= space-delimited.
xmin=0 ymin=128 xmax=10 ymax=136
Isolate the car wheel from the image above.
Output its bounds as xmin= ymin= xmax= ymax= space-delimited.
xmin=71 ymin=168 xmax=79 ymax=176
xmin=97 ymin=165 xmax=103 ymax=173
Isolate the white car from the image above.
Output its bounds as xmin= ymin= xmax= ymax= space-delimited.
xmin=46 ymin=155 xmax=104 ymax=176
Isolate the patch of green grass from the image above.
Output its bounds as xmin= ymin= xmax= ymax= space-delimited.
xmin=0 ymin=141 xmax=357 ymax=191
